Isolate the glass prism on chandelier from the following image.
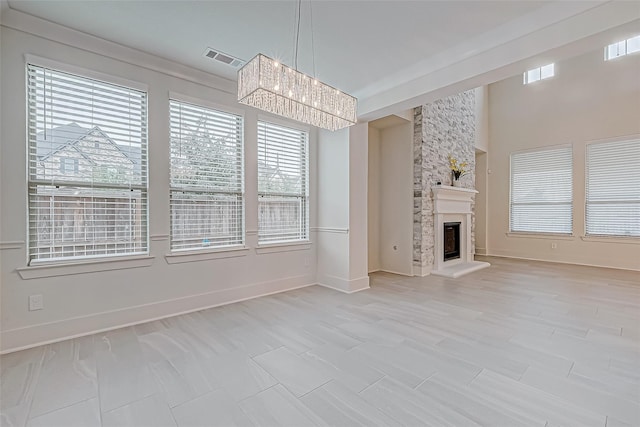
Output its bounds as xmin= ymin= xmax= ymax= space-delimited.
xmin=238 ymin=54 xmax=357 ymax=131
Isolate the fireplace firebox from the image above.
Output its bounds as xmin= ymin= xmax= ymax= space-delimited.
xmin=443 ymin=222 xmax=461 ymax=261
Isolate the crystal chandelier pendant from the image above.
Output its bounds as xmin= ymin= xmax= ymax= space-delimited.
xmin=238 ymin=54 xmax=357 ymax=131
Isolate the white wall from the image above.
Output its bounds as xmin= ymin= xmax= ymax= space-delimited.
xmin=316 ymin=125 xmax=370 ymax=293
xmin=0 ymin=20 xmax=318 ymax=352
xmin=378 ymin=123 xmax=413 ymax=275
xmin=474 ymin=86 xmax=489 ymax=255
xmin=474 ymin=86 xmax=489 ymax=153
xmin=348 ymin=124 xmax=370 ymax=284
xmin=487 ymin=47 xmax=640 ymax=270
xmin=367 ymin=128 xmax=381 ymax=272
xmin=475 ymin=151 xmax=488 ymax=255
xmin=316 ymin=128 xmax=350 ymax=288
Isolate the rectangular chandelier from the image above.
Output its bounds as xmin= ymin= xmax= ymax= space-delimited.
xmin=238 ymin=54 xmax=357 ymax=131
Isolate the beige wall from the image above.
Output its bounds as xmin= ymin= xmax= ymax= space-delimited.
xmin=475 ymin=151 xmax=488 ymax=255
xmin=379 ymin=123 xmax=414 ymax=276
xmin=367 ymin=121 xmax=413 ymax=276
xmin=367 ymin=128 xmax=381 ymax=272
xmin=475 ymin=86 xmax=489 ymax=153
xmin=487 ymin=47 xmax=640 ymax=270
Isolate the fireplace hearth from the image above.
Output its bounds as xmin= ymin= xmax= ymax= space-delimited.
xmin=431 ymin=185 xmax=490 ymax=278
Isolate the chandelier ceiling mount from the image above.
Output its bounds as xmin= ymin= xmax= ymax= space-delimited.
xmin=237 ymin=0 xmax=357 ymax=131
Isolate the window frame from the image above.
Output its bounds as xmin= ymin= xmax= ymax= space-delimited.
xmin=168 ymin=94 xmax=246 ymax=253
xmin=508 ymin=144 xmax=574 ymax=236
xmin=604 ymin=35 xmax=640 ymax=61
xmin=523 ymin=63 xmax=555 ymax=85
xmin=25 ymin=56 xmax=149 ymax=265
xmin=585 ymin=136 xmax=640 ymax=239
xmin=257 ymin=118 xmax=310 ymax=246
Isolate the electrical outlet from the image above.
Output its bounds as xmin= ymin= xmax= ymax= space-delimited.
xmin=551 ymin=242 xmax=557 ymax=249
xmin=29 ymin=294 xmax=43 ymax=311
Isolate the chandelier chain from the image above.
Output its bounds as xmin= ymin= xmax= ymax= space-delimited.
xmin=310 ymin=0 xmax=316 ymax=77
xmin=294 ymin=0 xmax=302 ymax=70
xmin=237 ymin=0 xmax=357 ymax=131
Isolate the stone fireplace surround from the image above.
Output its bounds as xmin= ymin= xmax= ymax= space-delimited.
xmin=431 ymin=185 xmax=490 ymax=278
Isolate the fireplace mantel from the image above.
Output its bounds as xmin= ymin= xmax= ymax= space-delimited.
xmin=431 ymin=185 xmax=490 ymax=278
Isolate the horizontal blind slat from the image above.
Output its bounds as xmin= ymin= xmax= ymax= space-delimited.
xmin=510 ymin=146 xmax=573 ymax=234
xmin=169 ymin=99 xmax=244 ymax=251
xmin=27 ymin=64 xmax=148 ymax=262
xmin=257 ymin=121 xmax=309 ymax=243
xmin=586 ymin=139 xmax=640 ymax=237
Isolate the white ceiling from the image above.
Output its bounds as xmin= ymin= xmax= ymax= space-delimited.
xmin=5 ymin=0 xmax=640 ymax=119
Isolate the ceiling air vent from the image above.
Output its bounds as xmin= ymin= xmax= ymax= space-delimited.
xmin=203 ymin=48 xmax=244 ymax=68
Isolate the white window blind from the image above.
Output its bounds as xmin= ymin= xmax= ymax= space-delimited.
xmin=27 ymin=64 xmax=148 ymax=263
xmin=169 ymin=100 xmax=244 ymax=250
xmin=257 ymin=121 xmax=309 ymax=244
xmin=510 ymin=146 xmax=573 ymax=234
xmin=586 ymin=139 xmax=640 ymax=237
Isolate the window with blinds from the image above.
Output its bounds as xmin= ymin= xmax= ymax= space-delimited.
xmin=510 ymin=146 xmax=573 ymax=234
xmin=257 ymin=121 xmax=309 ymax=244
xmin=169 ymin=100 xmax=244 ymax=250
xmin=586 ymin=139 xmax=640 ymax=237
xmin=27 ymin=64 xmax=148 ymax=263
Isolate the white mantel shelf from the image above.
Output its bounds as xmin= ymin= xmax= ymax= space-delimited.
xmin=431 ymin=185 xmax=490 ymax=278
xmin=433 ymin=185 xmax=478 ymax=194
xmin=432 ymin=185 xmax=478 ymax=202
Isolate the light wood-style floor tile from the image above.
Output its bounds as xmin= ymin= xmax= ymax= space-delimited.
xmin=149 ymin=353 xmax=216 ymax=408
xmin=171 ymin=389 xmax=253 ymax=427
xmin=253 ymin=347 xmax=332 ymax=397
xmin=95 ymin=328 xmax=160 ymax=412
xmin=301 ymin=380 xmax=400 ymax=427
xmin=29 ymin=336 xmax=97 ymax=418
xmin=359 ymin=376 xmax=481 ymax=426
xmin=469 ymin=369 xmax=605 ymax=426
xmin=205 ymin=350 xmax=277 ymax=402
xmin=1 ymin=256 xmax=638 ymax=426
xmin=302 ymin=344 xmax=385 ymax=393
xmin=26 ymin=398 xmax=101 ymax=427
xmin=0 ymin=347 xmax=45 ymax=427
xmin=521 ymin=366 xmax=640 ymax=425
xmin=238 ymin=385 xmax=324 ymax=427
xmin=102 ymin=394 xmax=176 ymax=427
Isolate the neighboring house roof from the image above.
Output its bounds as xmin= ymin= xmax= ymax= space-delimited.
xmin=37 ymin=123 xmax=135 ymax=166
xmin=258 ymin=160 xmax=302 ymax=192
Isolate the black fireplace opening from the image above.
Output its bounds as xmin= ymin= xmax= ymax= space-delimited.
xmin=444 ymin=222 xmax=461 ymax=261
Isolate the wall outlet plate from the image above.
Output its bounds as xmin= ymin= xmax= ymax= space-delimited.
xmin=29 ymin=294 xmax=43 ymax=311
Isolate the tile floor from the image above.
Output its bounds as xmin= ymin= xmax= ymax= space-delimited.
xmin=1 ymin=256 xmax=639 ymax=426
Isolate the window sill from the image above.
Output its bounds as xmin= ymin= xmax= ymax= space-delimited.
xmin=506 ymin=232 xmax=575 ymax=240
xmin=17 ymin=254 xmax=155 ymax=280
xmin=165 ymin=246 xmax=250 ymax=264
xmin=580 ymin=235 xmax=640 ymax=245
xmin=256 ymin=241 xmax=312 ymax=254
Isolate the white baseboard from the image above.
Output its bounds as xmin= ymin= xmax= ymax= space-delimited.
xmin=317 ymin=274 xmax=370 ymax=294
xmin=378 ymin=269 xmax=413 ymax=277
xmin=475 ymin=247 xmax=487 ymax=255
xmin=485 ymin=251 xmax=640 ymax=272
xmin=0 ymin=274 xmax=315 ymax=354
xmin=412 ymin=264 xmax=432 ymax=277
